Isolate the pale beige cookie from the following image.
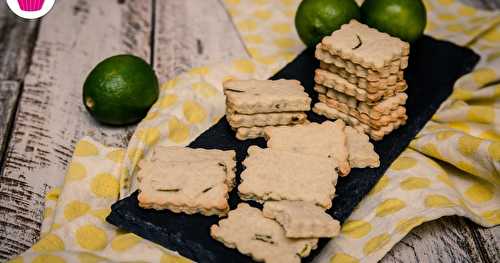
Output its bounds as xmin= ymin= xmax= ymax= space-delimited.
xmin=263 ymin=120 xmax=350 ymax=176
xmin=345 ymin=126 xmax=380 ymax=168
xmin=321 ymin=61 xmax=404 ymax=89
xmin=223 ymin=79 xmax=311 ymax=114
xmin=142 ymin=146 xmax=237 ymax=190
xmin=226 ymin=111 xmax=307 ymax=128
xmin=210 ymin=203 xmax=318 ymax=263
xmin=234 ymin=126 xmax=270 ymax=140
xmin=315 ymin=46 xmax=406 ymax=81
xmin=312 ymin=103 xmax=406 ymax=140
xmin=321 ymin=20 xmax=410 ymax=70
xmin=138 ymin=160 xmax=230 ymax=216
xmin=262 ymin=201 xmax=341 ymax=238
xmin=238 ymin=146 xmax=337 ymax=208
xmin=318 ymin=94 xmax=408 ymax=129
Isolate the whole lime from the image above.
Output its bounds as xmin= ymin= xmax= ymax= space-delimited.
xmin=295 ymin=0 xmax=361 ymax=48
xmin=361 ymin=0 xmax=426 ymax=42
xmin=83 ymin=55 xmax=159 ymax=126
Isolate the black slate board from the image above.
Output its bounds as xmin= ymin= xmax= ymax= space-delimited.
xmin=107 ymin=36 xmax=479 ymax=263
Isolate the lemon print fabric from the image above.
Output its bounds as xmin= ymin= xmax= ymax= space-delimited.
xmin=15 ymin=0 xmax=500 ymax=263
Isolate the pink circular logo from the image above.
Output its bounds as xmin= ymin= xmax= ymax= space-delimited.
xmin=6 ymin=0 xmax=56 ymax=19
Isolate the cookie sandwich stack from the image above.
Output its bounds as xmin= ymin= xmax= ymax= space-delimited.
xmin=312 ymin=20 xmax=410 ymax=140
xmin=223 ymin=79 xmax=311 ymax=140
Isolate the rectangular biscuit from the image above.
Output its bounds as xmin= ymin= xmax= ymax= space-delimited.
xmin=315 ymin=46 xmax=406 ymax=81
xmin=263 ymin=120 xmax=350 ymax=176
xmin=313 ymin=102 xmax=406 ymax=140
xmin=320 ymin=20 xmax=410 ymax=70
xmin=319 ymin=62 xmax=405 ymax=90
xmin=138 ymin=160 xmax=230 ymax=216
xmin=319 ymin=62 xmax=407 ymax=93
xmin=238 ymin=146 xmax=338 ymax=208
xmin=144 ymin=146 xmax=237 ymax=190
xmin=223 ymin=79 xmax=311 ymax=114
xmin=345 ymin=126 xmax=380 ymax=168
xmin=210 ymin=203 xmax=318 ymax=263
xmin=318 ymin=94 xmax=407 ymax=129
xmin=263 ymin=201 xmax=341 ymax=238
xmin=226 ymin=111 xmax=307 ymax=128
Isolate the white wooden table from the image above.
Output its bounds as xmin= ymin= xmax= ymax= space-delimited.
xmin=0 ymin=0 xmax=498 ymax=262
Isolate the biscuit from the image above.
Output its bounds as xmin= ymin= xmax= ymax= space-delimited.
xmin=318 ymin=63 xmax=407 ymax=93
xmin=238 ymin=146 xmax=338 ymax=208
xmin=345 ymin=126 xmax=380 ymax=168
xmin=319 ymin=62 xmax=405 ymax=90
xmin=224 ymin=79 xmax=311 ymax=114
xmin=318 ymin=94 xmax=407 ymax=129
xmin=234 ymin=126 xmax=268 ymax=140
xmin=144 ymin=146 xmax=237 ymax=190
xmin=315 ymin=47 xmax=406 ymax=81
xmin=210 ymin=203 xmax=318 ymax=263
xmin=226 ymin=111 xmax=307 ymax=128
xmin=320 ymin=20 xmax=410 ymax=70
xmin=312 ymin=103 xmax=406 ymax=140
xmin=138 ymin=160 xmax=230 ymax=216
xmin=263 ymin=120 xmax=350 ymax=176
xmin=262 ymin=201 xmax=341 ymax=238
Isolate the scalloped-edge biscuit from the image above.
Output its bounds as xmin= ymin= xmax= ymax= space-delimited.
xmin=315 ymin=47 xmax=407 ymax=81
xmin=263 ymin=120 xmax=350 ymax=176
xmin=313 ymin=102 xmax=406 ymax=141
xmin=262 ymin=201 xmax=341 ymax=238
xmin=210 ymin=203 xmax=318 ymax=263
xmin=321 ymin=20 xmax=410 ymax=70
xmin=138 ymin=160 xmax=231 ymax=216
xmin=319 ymin=62 xmax=405 ymax=90
xmin=318 ymin=94 xmax=407 ymax=129
xmin=224 ymin=79 xmax=311 ymax=114
xmin=238 ymin=146 xmax=338 ymax=208
xmin=226 ymin=111 xmax=307 ymax=128
xmin=142 ymin=146 xmax=237 ymax=190
xmin=317 ymin=64 xmax=407 ymax=93
xmin=345 ymin=126 xmax=380 ymax=168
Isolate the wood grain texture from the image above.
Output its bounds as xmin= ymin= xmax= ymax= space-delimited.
xmin=0 ymin=0 xmax=152 ymax=260
xmin=154 ymin=0 xmax=247 ymax=82
xmin=0 ymin=3 xmax=39 ymax=81
xmin=382 ymin=217 xmax=485 ymax=263
xmin=0 ymin=82 xmax=20 ymax=164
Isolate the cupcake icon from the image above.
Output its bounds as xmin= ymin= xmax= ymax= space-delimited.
xmin=17 ymin=0 xmax=45 ymax=11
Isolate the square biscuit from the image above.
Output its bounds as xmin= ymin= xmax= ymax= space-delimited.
xmin=223 ymin=79 xmax=311 ymax=114
xmin=263 ymin=201 xmax=341 ymax=238
xmin=138 ymin=160 xmax=230 ymax=216
xmin=143 ymin=146 xmax=237 ymax=190
xmin=211 ymin=203 xmax=318 ymax=263
xmin=321 ymin=20 xmax=410 ymax=70
xmin=226 ymin=111 xmax=307 ymax=128
xmin=263 ymin=120 xmax=350 ymax=176
xmin=238 ymin=146 xmax=338 ymax=208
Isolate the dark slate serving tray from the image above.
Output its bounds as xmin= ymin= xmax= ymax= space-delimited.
xmin=107 ymin=36 xmax=479 ymax=263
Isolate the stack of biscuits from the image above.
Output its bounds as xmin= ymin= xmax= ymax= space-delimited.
xmin=312 ymin=20 xmax=410 ymax=141
xmin=223 ymin=79 xmax=311 ymax=140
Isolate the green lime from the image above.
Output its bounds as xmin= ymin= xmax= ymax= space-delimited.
xmin=83 ymin=54 xmax=159 ymax=126
xmin=295 ymin=0 xmax=361 ymax=48
xmin=361 ymin=0 xmax=426 ymax=42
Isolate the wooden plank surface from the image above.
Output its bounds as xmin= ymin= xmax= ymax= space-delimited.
xmin=0 ymin=0 xmax=152 ymax=260
xmin=153 ymin=0 xmax=247 ymax=82
xmin=0 ymin=82 xmax=20 ymax=163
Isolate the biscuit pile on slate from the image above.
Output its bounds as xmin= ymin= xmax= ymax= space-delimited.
xmin=211 ymin=120 xmax=381 ymax=262
xmin=312 ymin=20 xmax=410 ymax=140
xmin=223 ymin=79 xmax=311 ymax=140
